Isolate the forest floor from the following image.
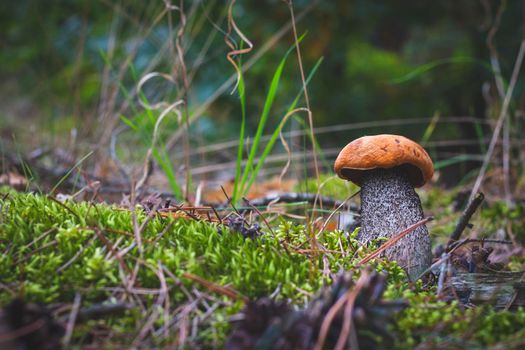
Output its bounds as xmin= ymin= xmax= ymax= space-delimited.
xmin=1 ymin=170 xmax=525 ymax=349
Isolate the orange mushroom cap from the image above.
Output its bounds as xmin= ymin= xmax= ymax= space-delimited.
xmin=334 ymin=134 xmax=434 ymax=188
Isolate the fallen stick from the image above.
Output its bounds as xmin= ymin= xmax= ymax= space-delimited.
xmin=446 ymin=192 xmax=484 ymax=251
xmin=240 ymin=192 xmax=359 ymax=212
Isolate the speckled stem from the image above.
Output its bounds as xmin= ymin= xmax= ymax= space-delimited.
xmin=359 ymin=168 xmax=432 ymax=280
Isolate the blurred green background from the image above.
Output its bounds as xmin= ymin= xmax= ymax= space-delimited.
xmin=1 ymin=0 xmax=524 ymax=188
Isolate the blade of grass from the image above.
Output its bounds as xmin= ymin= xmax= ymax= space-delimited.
xmin=433 ymin=154 xmax=484 ymax=170
xmin=138 ymin=95 xmax=184 ymax=198
xmin=237 ymin=35 xmax=305 ymax=198
xmin=390 ymin=56 xmax=491 ymax=84
xmin=468 ymin=39 xmax=525 ymax=204
xmin=120 ymin=115 xmax=139 ymax=132
xmin=50 ymin=151 xmax=93 ymax=195
xmin=19 ymin=157 xmax=37 ymax=193
xmin=289 ymin=57 xmax=323 ymax=113
xmin=289 ymin=57 xmax=329 ymax=169
xmin=474 ymin=120 xmax=487 ymax=154
xmin=153 ymin=148 xmax=183 ymax=199
xmin=242 ymin=56 xmax=323 ymax=197
xmin=129 ymin=68 xmax=185 ymax=198
xmin=289 ymin=113 xmax=329 ymax=169
xmin=420 ymin=112 xmax=440 ymax=146
xmin=119 ymin=74 xmax=185 ymax=198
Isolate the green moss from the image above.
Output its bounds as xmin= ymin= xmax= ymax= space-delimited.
xmin=2 ymin=190 xmax=525 ymax=348
xmin=479 ymin=201 xmax=525 ymax=242
xmin=392 ymin=286 xmax=525 ymax=349
xmin=0 ymin=191 xmax=387 ymax=346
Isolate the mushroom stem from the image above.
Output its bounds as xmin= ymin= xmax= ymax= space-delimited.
xmin=359 ymin=168 xmax=432 ymax=280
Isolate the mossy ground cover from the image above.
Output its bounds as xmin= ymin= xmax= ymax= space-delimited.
xmin=1 ymin=186 xmax=525 ymax=348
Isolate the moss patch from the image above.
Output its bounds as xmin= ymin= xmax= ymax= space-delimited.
xmin=1 ymin=189 xmax=525 ymax=348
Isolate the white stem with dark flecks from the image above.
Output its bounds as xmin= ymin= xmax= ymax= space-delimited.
xmin=359 ymin=168 xmax=432 ymax=280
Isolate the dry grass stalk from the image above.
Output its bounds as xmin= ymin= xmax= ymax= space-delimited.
xmin=357 ymin=216 xmax=434 ymax=267
xmin=182 ymin=272 xmax=248 ymax=302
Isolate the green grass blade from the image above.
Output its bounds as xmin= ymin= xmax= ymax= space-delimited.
xmin=50 ymin=151 xmax=93 ymax=195
xmin=389 ymin=57 xmax=490 ymax=84
xmin=243 ymin=56 xmax=323 ymax=196
xmin=474 ymin=120 xmax=487 ymax=154
xmin=99 ymin=51 xmax=183 ymax=198
xmin=119 ymin=115 xmax=139 ymax=132
xmin=153 ymin=148 xmax=183 ymax=199
xmin=289 ymin=56 xmax=323 ymax=113
xmin=433 ymin=154 xmax=483 ymax=170
xmin=19 ymin=157 xmax=37 ymax=192
xmin=286 ymin=116 xmax=328 ymax=170
xmin=237 ymin=44 xmax=296 ymax=196
xmin=420 ymin=112 xmax=440 ymax=146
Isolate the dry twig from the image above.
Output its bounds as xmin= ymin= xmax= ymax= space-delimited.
xmin=357 ymin=217 xmax=434 ymax=267
xmin=469 ymin=39 xmax=525 ymax=204
xmin=62 ymin=293 xmax=81 ymax=347
xmin=182 ymin=272 xmax=247 ymax=302
xmin=447 ymin=192 xmax=485 ymax=250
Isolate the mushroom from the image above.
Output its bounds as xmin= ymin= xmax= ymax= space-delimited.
xmin=334 ymin=134 xmax=433 ymax=280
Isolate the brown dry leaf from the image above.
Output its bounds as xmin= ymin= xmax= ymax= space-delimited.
xmin=0 ymin=171 xmax=27 ymax=190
